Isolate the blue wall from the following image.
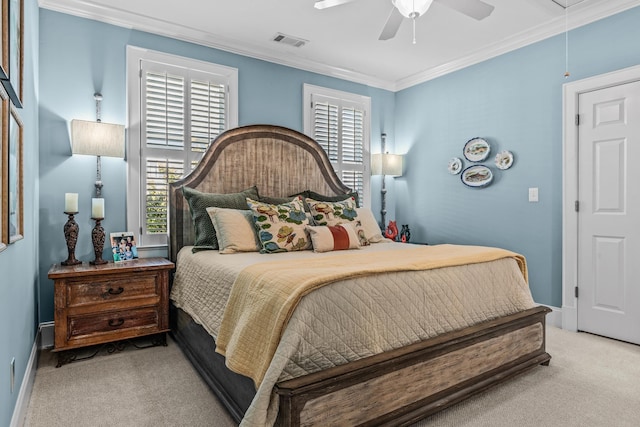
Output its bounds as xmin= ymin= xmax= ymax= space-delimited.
xmin=1 ymin=3 xmax=637 ymax=422
xmin=0 ymin=0 xmax=39 ymax=425
xmin=37 ymin=9 xmax=395 ymax=323
xmin=394 ymin=6 xmax=640 ymax=306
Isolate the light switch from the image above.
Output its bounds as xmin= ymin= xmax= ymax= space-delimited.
xmin=528 ymin=187 xmax=539 ymax=202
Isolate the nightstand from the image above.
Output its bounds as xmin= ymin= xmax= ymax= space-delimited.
xmin=48 ymin=257 xmax=174 ymax=365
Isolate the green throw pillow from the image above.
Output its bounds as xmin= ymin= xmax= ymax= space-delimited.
xmin=182 ymin=185 xmax=259 ymax=252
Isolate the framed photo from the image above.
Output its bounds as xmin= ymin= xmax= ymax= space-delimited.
xmin=1 ymin=0 xmax=9 ymax=80
xmin=0 ymin=85 xmax=7 ymax=252
xmin=0 ymin=0 xmax=22 ymax=108
xmin=8 ymin=103 xmax=22 ymax=242
xmin=110 ymin=231 xmax=138 ymax=262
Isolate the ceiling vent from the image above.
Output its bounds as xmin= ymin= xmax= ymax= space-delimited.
xmin=551 ymin=0 xmax=586 ymax=8
xmin=272 ymin=33 xmax=308 ymax=48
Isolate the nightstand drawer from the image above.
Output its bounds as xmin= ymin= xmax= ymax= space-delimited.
xmin=66 ymin=274 xmax=159 ymax=307
xmin=68 ymin=307 xmax=160 ymax=339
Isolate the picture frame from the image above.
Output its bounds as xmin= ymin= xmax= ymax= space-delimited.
xmin=8 ymin=102 xmax=22 ymax=243
xmin=110 ymin=231 xmax=138 ymax=262
xmin=0 ymin=0 xmax=23 ymax=108
xmin=0 ymin=84 xmax=7 ymax=252
xmin=1 ymin=0 xmax=9 ymax=80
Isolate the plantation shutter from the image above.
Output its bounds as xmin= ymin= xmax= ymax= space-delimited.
xmin=139 ymin=60 xmax=229 ymax=243
xmin=191 ymin=79 xmax=226 ymax=153
xmin=311 ymin=94 xmax=367 ymax=205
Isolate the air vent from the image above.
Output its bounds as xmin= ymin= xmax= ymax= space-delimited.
xmin=551 ymin=0 xmax=586 ymax=8
xmin=272 ymin=33 xmax=308 ymax=48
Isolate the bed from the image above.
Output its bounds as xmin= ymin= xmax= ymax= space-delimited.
xmin=168 ymin=124 xmax=551 ymax=426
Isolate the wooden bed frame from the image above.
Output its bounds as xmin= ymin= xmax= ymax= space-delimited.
xmin=168 ymin=124 xmax=551 ymax=426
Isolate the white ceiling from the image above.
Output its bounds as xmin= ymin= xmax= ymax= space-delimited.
xmin=39 ymin=0 xmax=640 ymax=91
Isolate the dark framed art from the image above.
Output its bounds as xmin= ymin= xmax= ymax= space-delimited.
xmin=1 ymin=0 xmax=9 ymax=80
xmin=0 ymin=85 xmax=7 ymax=252
xmin=8 ymin=103 xmax=22 ymax=243
xmin=0 ymin=0 xmax=23 ymax=108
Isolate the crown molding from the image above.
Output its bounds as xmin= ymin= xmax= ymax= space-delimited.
xmin=38 ymin=0 xmax=396 ymax=91
xmin=40 ymin=0 xmax=640 ymax=93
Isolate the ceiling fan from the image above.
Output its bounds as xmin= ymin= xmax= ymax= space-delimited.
xmin=314 ymin=0 xmax=495 ymax=44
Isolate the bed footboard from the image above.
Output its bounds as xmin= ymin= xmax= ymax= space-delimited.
xmin=275 ymin=306 xmax=551 ymax=427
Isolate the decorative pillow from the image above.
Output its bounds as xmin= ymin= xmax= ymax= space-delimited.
xmin=355 ymin=207 xmax=390 ymax=243
xmin=306 ymin=190 xmax=360 ymax=208
xmin=305 ymin=197 xmax=369 ymax=246
xmin=206 ymin=207 xmax=260 ymax=254
xmin=257 ymin=192 xmax=306 ymax=207
xmin=306 ymin=223 xmax=361 ymax=253
xmin=182 ymin=185 xmax=259 ymax=252
xmin=246 ymin=196 xmax=312 ymax=253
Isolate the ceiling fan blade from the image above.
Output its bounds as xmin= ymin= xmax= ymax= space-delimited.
xmin=378 ymin=7 xmax=404 ymax=41
xmin=314 ymin=0 xmax=357 ymax=10
xmin=435 ymin=0 xmax=495 ymax=20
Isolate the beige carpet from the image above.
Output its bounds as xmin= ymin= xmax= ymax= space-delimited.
xmin=24 ymin=327 xmax=640 ymax=427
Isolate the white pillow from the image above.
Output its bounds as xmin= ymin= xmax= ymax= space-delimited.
xmin=206 ymin=207 xmax=260 ymax=254
xmin=306 ymin=223 xmax=361 ymax=253
xmin=355 ymin=207 xmax=390 ymax=243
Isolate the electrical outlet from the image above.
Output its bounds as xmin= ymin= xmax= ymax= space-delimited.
xmin=10 ymin=357 xmax=15 ymax=393
xmin=528 ymin=187 xmax=539 ymax=202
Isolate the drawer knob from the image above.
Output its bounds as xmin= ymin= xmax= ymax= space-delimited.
xmin=108 ymin=318 xmax=125 ymax=327
xmin=107 ymin=287 xmax=124 ymax=295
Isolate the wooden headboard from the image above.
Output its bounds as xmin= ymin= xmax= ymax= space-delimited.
xmin=168 ymin=124 xmax=352 ymax=262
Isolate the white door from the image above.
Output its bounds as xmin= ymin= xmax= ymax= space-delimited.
xmin=577 ymin=80 xmax=640 ymax=344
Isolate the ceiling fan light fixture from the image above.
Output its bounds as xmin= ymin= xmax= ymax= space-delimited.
xmin=392 ymin=0 xmax=434 ymax=19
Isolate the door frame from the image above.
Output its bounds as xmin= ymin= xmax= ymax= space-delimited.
xmin=562 ymin=64 xmax=640 ymax=331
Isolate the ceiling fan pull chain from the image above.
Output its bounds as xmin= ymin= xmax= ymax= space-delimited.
xmin=412 ymin=0 xmax=417 ymax=44
xmin=412 ymin=17 xmax=416 ymax=44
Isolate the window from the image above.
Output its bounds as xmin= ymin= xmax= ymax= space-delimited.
xmin=303 ymin=84 xmax=371 ymax=207
xmin=127 ymin=47 xmax=238 ymax=248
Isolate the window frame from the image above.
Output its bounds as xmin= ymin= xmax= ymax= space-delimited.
xmin=126 ymin=46 xmax=238 ymax=250
xmin=303 ymin=83 xmax=371 ymax=208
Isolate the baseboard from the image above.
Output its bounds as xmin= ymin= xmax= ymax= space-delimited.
xmin=561 ymin=305 xmax=578 ymax=332
xmin=39 ymin=321 xmax=54 ymax=349
xmin=538 ymin=304 xmax=562 ymax=329
xmin=10 ymin=331 xmax=40 ymax=427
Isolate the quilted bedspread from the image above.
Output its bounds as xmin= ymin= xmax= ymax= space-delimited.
xmin=170 ymin=243 xmax=535 ymax=427
xmin=216 ymin=244 xmax=527 ymax=388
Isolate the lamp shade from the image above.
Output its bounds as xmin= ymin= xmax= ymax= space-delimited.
xmin=371 ymin=153 xmax=403 ymax=176
xmin=393 ymin=0 xmax=434 ymax=18
xmin=71 ymin=119 xmax=125 ymax=158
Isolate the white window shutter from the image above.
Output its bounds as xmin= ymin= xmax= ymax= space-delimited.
xmin=130 ymin=52 xmax=237 ymax=247
xmin=145 ymin=158 xmax=185 ymax=234
xmin=306 ymin=87 xmax=370 ymax=207
xmin=190 ymin=79 xmax=226 ymax=154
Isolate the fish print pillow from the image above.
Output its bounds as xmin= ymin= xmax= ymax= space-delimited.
xmin=305 ymin=196 xmax=369 ymax=246
xmin=246 ymin=196 xmax=311 ymax=253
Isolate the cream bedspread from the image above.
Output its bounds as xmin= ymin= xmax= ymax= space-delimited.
xmin=170 ymin=243 xmax=535 ymax=427
xmin=216 ymin=244 xmax=527 ymax=388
